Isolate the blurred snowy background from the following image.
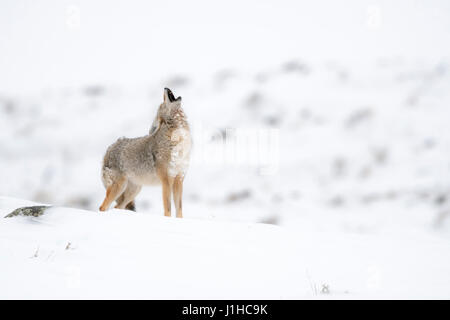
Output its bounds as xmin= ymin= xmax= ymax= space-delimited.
xmin=1 ymin=0 xmax=450 ymax=236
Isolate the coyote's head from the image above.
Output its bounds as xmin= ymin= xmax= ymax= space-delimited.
xmin=163 ymin=87 xmax=181 ymax=105
xmin=150 ymin=88 xmax=185 ymax=135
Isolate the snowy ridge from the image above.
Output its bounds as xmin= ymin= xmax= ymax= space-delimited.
xmin=1 ymin=0 xmax=450 ymax=299
xmin=1 ymin=196 xmax=450 ymax=299
xmin=0 ymin=197 xmax=304 ymax=299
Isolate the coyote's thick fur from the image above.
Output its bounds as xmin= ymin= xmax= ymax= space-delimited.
xmin=99 ymin=88 xmax=191 ymax=217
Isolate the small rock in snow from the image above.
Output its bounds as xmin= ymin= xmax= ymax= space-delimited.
xmin=4 ymin=205 xmax=51 ymax=218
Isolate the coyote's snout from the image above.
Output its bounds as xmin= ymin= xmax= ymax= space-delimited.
xmin=99 ymin=88 xmax=192 ymax=217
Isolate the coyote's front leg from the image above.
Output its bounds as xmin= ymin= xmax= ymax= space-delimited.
xmin=158 ymin=169 xmax=173 ymax=217
xmin=172 ymin=175 xmax=184 ymax=218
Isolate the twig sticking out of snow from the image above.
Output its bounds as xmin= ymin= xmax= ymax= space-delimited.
xmin=30 ymin=246 xmax=39 ymax=259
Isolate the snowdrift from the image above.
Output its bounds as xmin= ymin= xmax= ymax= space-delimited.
xmin=1 ymin=196 xmax=450 ymax=299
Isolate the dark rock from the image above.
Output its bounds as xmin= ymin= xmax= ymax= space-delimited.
xmin=345 ymin=108 xmax=373 ymax=128
xmin=299 ymin=108 xmax=311 ymax=120
xmin=1 ymin=98 xmax=16 ymax=114
xmin=4 ymin=205 xmax=51 ymax=218
xmin=244 ymin=92 xmax=264 ymax=109
xmin=83 ymin=85 xmax=105 ymax=97
xmin=337 ymin=70 xmax=349 ymax=82
xmin=385 ymin=190 xmax=398 ymax=200
xmin=215 ymin=70 xmax=236 ymax=86
xmin=372 ymin=147 xmax=388 ymax=165
xmin=271 ymin=193 xmax=283 ymax=203
xmin=254 ymin=72 xmax=269 ymax=83
xmin=406 ymin=94 xmax=419 ymax=106
xmin=264 ymin=115 xmax=281 ymax=126
xmin=435 ymin=194 xmax=447 ymax=206
xmin=329 ymin=195 xmax=345 ymax=207
xmin=260 ymin=215 xmax=279 ymax=225
xmin=226 ymin=190 xmax=251 ymax=203
xmin=332 ymin=157 xmax=347 ymax=178
xmin=433 ymin=209 xmax=450 ymax=229
xmin=282 ymin=60 xmax=310 ymax=75
xmin=360 ymin=193 xmax=381 ymax=204
xmin=290 ymin=190 xmax=301 ymax=199
xmin=423 ymin=138 xmax=436 ymax=149
xmin=358 ymin=165 xmax=372 ymax=179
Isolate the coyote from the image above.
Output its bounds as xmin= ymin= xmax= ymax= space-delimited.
xmin=99 ymin=88 xmax=191 ymax=217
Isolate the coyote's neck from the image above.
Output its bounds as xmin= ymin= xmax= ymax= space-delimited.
xmin=166 ymin=107 xmax=189 ymax=130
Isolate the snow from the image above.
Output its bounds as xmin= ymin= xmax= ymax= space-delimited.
xmin=0 ymin=197 xmax=304 ymax=299
xmin=1 ymin=1 xmax=450 ymax=299
xmin=1 ymin=196 xmax=450 ymax=299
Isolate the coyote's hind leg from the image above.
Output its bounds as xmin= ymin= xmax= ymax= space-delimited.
xmin=115 ymin=182 xmax=141 ymax=210
xmin=115 ymin=194 xmax=136 ymax=211
xmin=99 ymin=176 xmax=128 ymax=211
xmin=125 ymin=201 xmax=136 ymax=211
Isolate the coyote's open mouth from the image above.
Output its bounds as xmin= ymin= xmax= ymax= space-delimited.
xmin=165 ymin=87 xmax=176 ymax=102
xmin=165 ymin=87 xmax=181 ymax=102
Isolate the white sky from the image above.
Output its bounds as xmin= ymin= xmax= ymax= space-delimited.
xmin=0 ymin=0 xmax=449 ymax=93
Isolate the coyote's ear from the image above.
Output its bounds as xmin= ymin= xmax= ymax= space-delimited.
xmin=149 ymin=116 xmax=162 ymax=135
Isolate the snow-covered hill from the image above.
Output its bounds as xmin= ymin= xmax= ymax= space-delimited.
xmin=1 ymin=196 xmax=450 ymax=299
xmin=1 ymin=1 xmax=450 ymax=299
